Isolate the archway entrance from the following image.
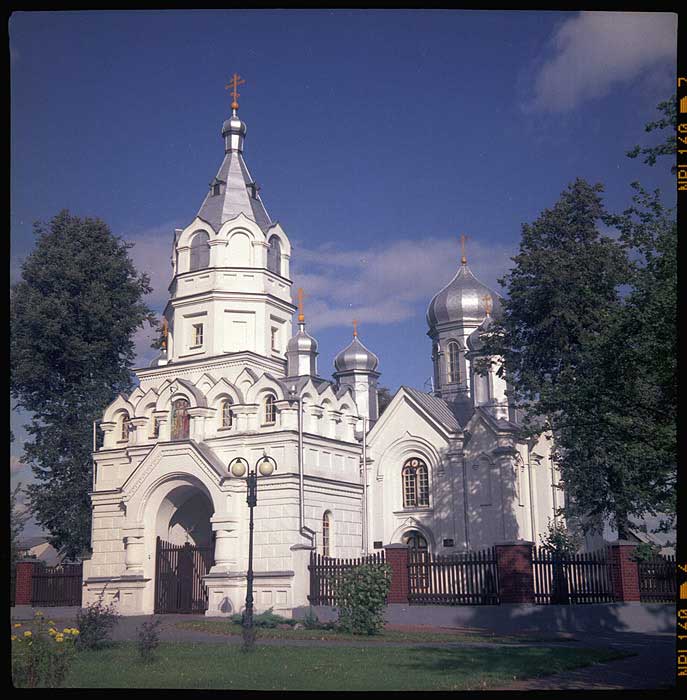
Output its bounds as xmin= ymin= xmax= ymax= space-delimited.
xmin=154 ymin=486 xmax=214 ymax=614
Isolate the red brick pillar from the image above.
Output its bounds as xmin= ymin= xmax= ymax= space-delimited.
xmin=608 ymin=541 xmax=640 ymax=602
xmin=15 ymin=560 xmax=42 ymax=606
xmin=495 ymin=541 xmax=535 ymax=604
xmin=384 ymin=544 xmax=410 ymax=604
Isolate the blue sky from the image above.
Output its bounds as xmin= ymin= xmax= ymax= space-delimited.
xmin=10 ymin=10 xmax=677 ymax=535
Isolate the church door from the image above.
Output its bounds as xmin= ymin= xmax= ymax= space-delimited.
xmin=154 ymin=537 xmax=214 ymax=613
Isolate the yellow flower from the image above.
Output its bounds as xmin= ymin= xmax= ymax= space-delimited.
xmin=71 ymin=629 xmax=79 ymax=636
xmin=48 ymin=620 xmax=55 ymax=625
xmin=49 ymin=628 xmax=57 ymax=636
xmin=11 ymin=635 xmax=17 ymax=641
xmin=55 ymin=637 xmax=64 ymax=643
xmin=23 ymin=631 xmax=32 ymax=637
xmin=63 ymin=628 xmax=72 ymax=634
xmin=35 ymin=611 xmax=44 ymax=617
xmin=13 ymin=622 xmax=21 ymax=628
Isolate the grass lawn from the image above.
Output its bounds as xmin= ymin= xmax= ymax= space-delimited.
xmin=64 ymin=642 xmax=633 ymax=690
xmin=174 ymin=619 xmax=573 ymax=644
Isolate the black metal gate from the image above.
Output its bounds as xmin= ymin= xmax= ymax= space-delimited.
xmin=154 ymin=537 xmax=214 ymax=614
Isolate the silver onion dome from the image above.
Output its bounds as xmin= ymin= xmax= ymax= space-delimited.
xmin=149 ymin=350 xmax=168 ymax=367
xmin=286 ymin=325 xmax=318 ymax=354
xmin=334 ymin=335 xmax=379 ymax=373
xmin=427 ymin=263 xmax=502 ymax=327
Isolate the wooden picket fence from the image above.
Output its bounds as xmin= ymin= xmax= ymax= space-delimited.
xmin=638 ymin=554 xmax=676 ymax=602
xmin=308 ymin=551 xmax=386 ymax=606
xmin=31 ymin=563 xmax=83 ymax=607
xmin=407 ymin=548 xmax=500 ymax=605
xmin=532 ymin=547 xmax=615 ymax=604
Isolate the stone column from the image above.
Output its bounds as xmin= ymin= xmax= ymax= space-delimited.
xmin=128 ymin=417 xmax=148 ymax=446
xmin=152 ymin=410 xmax=170 ymax=442
xmin=608 ymin=541 xmax=641 ymax=602
xmin=384 ymin=544 xmax=410 ymax=604
xmin=188 ymin=407 xmax=214 ymax=442
xmin=275 ymin=400 xmax=297 ymax=430
xmin=100 ymin=421 xmax=117 ymax=449
xmin=210 ymin=515 xmax=240 ymax=572
xmin=122 ymin=525 xmax=145 ymax=574
xmin=343 ymin=415 xmax=358 ymax=443
xmin=494 ymin=541 xmax=535 ymax=604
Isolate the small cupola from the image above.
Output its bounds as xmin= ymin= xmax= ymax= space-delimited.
xmin=286 ymin=288 xmax=319 ymax=377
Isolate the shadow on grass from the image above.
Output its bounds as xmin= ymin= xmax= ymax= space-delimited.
xmin=392 ymin=644 xmax=634 ymax=681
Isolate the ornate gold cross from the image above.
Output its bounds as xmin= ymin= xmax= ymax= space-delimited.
xmin=297 ymin=287 xmax=305 ymax=322
xmin=353 ymin=319 xmax=358 ymax=337
xmin=225 ymin=73 xmax=246 ymax=111
xmin=481 ymin=293 xmax=493 ymax=316
xmin=161 ymin=317 xmax=169 ymax=350
xmin=460 ymin=234 xmax=468 ymax=265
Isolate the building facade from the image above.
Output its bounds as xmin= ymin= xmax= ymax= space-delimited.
xmin=83 ymin=101 xmax=560 ymax=616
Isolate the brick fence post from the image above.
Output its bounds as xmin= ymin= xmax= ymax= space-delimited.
xmin=494 ymin=541 xmax=535 ymax=604
xmin=15 ymin=559 xmax=42 ymax=606
xmin=608 ymin=541 xmax=640 ymax=602
xmin=383 ymin=544 xmax=410 ymax=604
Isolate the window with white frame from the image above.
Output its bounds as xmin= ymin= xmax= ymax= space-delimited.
xmin=322 ymin=511 xmax=332 ymax=557
xmin=402 ymin=457 xmax=430 ymax=508
xmin=263 ymin=394 xmax=277 ymax=425
xmin=192 ymin=323 xmax=204 ymax=347
xmin=447 ymin=341 xmax=460 ymax=383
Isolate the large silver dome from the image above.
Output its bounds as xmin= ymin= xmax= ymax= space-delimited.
xmin=334 ymin=335 xmax=379 ymax=373
xmin=427 ymin=263 xmax=502 ymax=327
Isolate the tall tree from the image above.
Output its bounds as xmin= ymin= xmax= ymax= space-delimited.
xmin=10 ymin=211 xmax=156 ymax=559
xmin=478 ymin=99 xmax=676 ymax=537
xmin=11 ymin=483 xmax=31 ymax=571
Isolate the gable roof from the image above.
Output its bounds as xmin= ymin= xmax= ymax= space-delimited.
xmin=401 ymin=386 xmax=463 ymax=433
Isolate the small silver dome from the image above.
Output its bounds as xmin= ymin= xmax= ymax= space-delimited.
xmin=466 ymin=313 xmax=495 ymax=353
xmin=287 ymin=327 xmax=318 ymax=354
xmin=149 ymin=350 xmax=169 ymax=367
xmin=334 ymin=335 xmax=379 ymax=373
xmin=222 ymin=116 xmax=247 ymax=137
xmin=427 ymin=263 xmax=502 ymax=328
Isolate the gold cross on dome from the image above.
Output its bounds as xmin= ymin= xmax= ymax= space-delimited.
xmin=481 ymin=293 xmax=493 ymax=316
xmin=353 ymin=319 xmax=358 ymax=337
xmin=161 ymin=317 xmax=169 ymax=350
xmin=460 ymin=234 xmax=468 ymax=265
xmin=297 ymin=287 xmax=305 ymax=322
xmin=225 ymin=72 xmax=246 ymax=111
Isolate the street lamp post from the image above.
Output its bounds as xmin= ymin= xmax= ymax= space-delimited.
xmin=229 ymin=453 xmax=277 ymax=651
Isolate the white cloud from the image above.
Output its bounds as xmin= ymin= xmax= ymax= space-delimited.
xmin=527 ymin=11 xmax=677 ymax=113
xmin=122 ymin=221 xmax=180 ymax=311
xmin=291 ymin=237 xmax=514 ymax=332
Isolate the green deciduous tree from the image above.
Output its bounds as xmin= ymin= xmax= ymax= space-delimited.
xmin=11 ymin=482 xmax=31 ymax=571
xmin=10 ymin=210 xmax=156 ymax=559
xmin=477 ymin=99 xmax=676 ymax=538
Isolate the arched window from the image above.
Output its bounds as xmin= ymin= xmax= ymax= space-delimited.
xmin=263 ymin=394 xmax=276 ymax=425
xmin=119 ymin=412 xmax=130 ymax=441
xmin=402 ymin=530 xmax=428 ymax=551
xmin=221 ymin=399 xmax=233 ymax=429
xmin=266 ymin=235 xmax=282 ymax=275
xmin=171 ymin=398 xmax=190 ymax=440
xmin=402 ymin=457 xmax=430 ymax=508
xmin=322 ymin=511 xmax=332 ymax=557
xmin=447 ymin=341 xmax=460 ymax=383
xmin=189 ymin=232 xmax=210 ymax=271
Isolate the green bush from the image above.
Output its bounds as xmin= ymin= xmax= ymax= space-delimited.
xmin=229 ymin=608 xmax=297 ymax=628
xmin=334 ymin=563 xmax=392 ymax=635
xmin=136 ymin=617 xmax=162 ymax=663
xmin=75 ymin=596 xmax=120 ymax=650
xmin=11 ymin=611 xmax=79 ymax=687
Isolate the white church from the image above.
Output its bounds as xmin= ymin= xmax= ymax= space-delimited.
xmin=82 ymin=95 xmax=561 ymax=616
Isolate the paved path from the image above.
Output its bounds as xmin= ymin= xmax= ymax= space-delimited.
xmin=11 ymin=608 xmax=675 ymax=689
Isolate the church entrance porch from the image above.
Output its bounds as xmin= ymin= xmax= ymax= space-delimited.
xmin=154 ymin=538 xmax=214 ymax=613
xmin=153 ymin=483 xmax=215 ymax=614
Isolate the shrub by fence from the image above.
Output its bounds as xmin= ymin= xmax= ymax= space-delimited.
xmin=308 ymin=552 xmax=386 ymax=606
